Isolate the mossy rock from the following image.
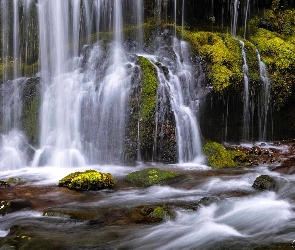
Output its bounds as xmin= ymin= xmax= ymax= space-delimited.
xmin=252 ymin=175 xmax=277 ymax=191
xmin=125 ymin=168 xmax=181 ymax=187
xmin=58 ymin=170 xmax=116 ymax=191
xmin=203 ymin=142 xmax=247 ymax=168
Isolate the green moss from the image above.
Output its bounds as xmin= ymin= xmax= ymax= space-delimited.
xmin=203 ymin=142 xmax=246 ymax=168
xmin=251 ymin=28 xmax=295 ymax=108
xmin=125 ymin=168 xmax=181 ymax=187
xmin=58 ymin=170 xmax=116 ymax=191
xmin=181 ymin=30 xmax=243 ymax=91
xmin=138 ymin=56 xmax=158 ymax=122
xmin=149 ymin=206 xmax=170 ymax=219
xmin=21 ymin=78 xmax=40 ymax=146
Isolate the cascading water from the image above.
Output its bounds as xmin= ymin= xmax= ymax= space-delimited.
xmin=0 ymin=0 xmax=204 ymax=168
xmin=144 ymin=37 xmax=204 ymax=163
xmin=240 ymin=40 xmax=250 ymax=142
xmin=257 ymin=49 xmax=270 ymax=142
xmin=231 ymin=0 xmax=251 ymax=142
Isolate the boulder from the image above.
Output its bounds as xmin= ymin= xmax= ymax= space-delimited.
xmin=252 ymin=175 xmax=277 ymax=191
xmin=58 ymin=170 xmax=116 ymax=191
xmin=125 ymin=168 xmax=181 ymax=187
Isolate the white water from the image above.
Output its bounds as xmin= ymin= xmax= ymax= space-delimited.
xmin=257 ymin=49 xmax=271 ymax=142
xmin=240 ymin=40 xmax=250 ymax=142
xmin=1 ymin=159 xmax=294 ymax=248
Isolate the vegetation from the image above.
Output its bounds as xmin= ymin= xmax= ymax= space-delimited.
xmin=58 ymin=170 xmax=116 ymax=191
xmin=138 ymin=56 xmax=158 ymax=122
xmin=251 ymin=27 xmax=295 ymax=108
xmin=181 ymin=30 xmax=244 ymax=91
xmin=125 ymin=168 xmax=181 ymax=187
xmin=203 ymin=142 xmax=247 ymax=168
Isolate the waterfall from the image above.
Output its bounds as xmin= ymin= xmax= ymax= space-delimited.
xmin=0 ymin=79 xmax=30 ymax=170
xmin=0 ymin=0 xmax=205 ymax=169
xmin=257 ymin=49 xmax=270 ymax=142
xmin=231 ymin=0 xmax=239 ymax=37
xmin=240 ymin=40 xmax=250 ymax=141
xmin=244 ymin=0 xmax=250 ymax=38
xmin=231 ymin=0 xmax=251 ymax=141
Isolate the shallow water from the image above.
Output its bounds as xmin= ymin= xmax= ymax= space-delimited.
xmin=0 ymin=157 xmax=294 ymax=249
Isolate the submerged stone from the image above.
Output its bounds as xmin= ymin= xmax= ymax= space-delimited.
xmin=252 ymin=175 xmax=277 ymax=191
xmin=58 ymin=170 xmax=116 ymax=191
xmin=125 ymin=168 xmax=181 ymax=187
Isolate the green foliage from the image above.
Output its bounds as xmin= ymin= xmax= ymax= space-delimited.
xmin=263 ymin=8 xmax=295 ymax=37
xmin=181 ymin=29 xmax=243 ymax=91
xmin=125 ymin=168 xmax=181 ymax=187
xmin=58 ymin=170 xmax=116 ymax=191
xmin=203 ymin=142 xmax=246 ymax=168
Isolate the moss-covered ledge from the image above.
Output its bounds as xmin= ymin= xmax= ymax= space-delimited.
xmin=203 ymin=141 xmax=247 ymax=168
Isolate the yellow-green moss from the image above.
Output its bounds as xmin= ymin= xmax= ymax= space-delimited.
xmin=125 ymin=168 xmax=181 ymax=187
xmin=203 ymin=142 xmax=246 ymax=168
xmin=149 ymin=206 xmax=170 ymax=219
xmin=251 ymin=28 xmax=295 ymax=108
xmin=181 ymin=29 xmax=243 ymax=91
xmin=58 ymin=170 xmax=116 ymax=191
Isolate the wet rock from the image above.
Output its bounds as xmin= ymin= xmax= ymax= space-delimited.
xmin=125 ymin=168 xmax=182 ymax=187
xmin=0 ymin=181 xmax=9 ymax=188
xmin=5 ymin=178 xmax=21 ymax=186
xmin=272 ymin=157 xmax=295 ymax=174
xmin=58 ymin=169 xmax=116 ymax=191
xmin=0 ymin=199 xmax=32 ymax=215
xmin=44 ymin=204 xmax=173 ymax=226
xmin=195 ymin=196 xmax=220 ymax=209
xmin=252 ymin=175 xmax=277 ymax=191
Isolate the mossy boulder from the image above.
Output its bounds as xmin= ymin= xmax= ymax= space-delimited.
xmin=252 ymin=175 xmax=277 ymax=191
xmin=58 ymin=170 xmax=116 ymax=191
xmin=203 ymin=142 xmax=247 ymax=168
xmin=125 ymin=168 xmax=181 ymax=187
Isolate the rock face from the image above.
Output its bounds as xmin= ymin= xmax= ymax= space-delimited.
xmin=125 ymin=168 xmax=181 ymax=187
xmin=252 ymin=175 xmax=277 ymax=191
xmin=125 ymin=53 xmax=177 ymax=164
xmin=58 ymin=170 xmax=116 ymax=191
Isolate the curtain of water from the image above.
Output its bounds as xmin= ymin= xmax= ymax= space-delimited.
xmin=257 ymin=49 xmax=270 ymax=142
